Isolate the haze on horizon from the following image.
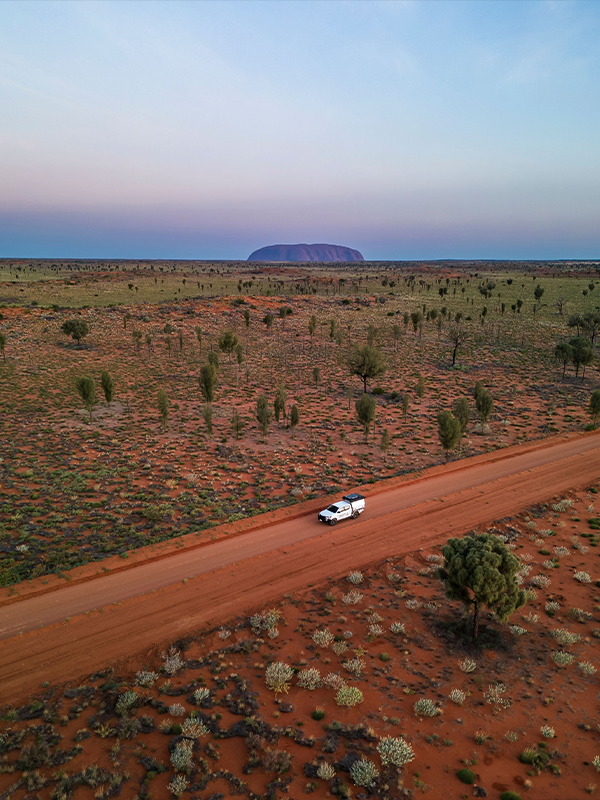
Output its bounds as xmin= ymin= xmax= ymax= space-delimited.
xmin=1 ymin=0 xmax=599 ymax=262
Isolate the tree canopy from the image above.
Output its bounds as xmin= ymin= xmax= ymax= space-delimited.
xmin=439 ymin=533 xmax=526 ymax=641
xmin=437 ymin=410 xmax=462 ymax=456
xmin=347 ymin=344 xmax=387 ymax=393
xmin=355 ymin=393 xmax=376 ymax=441
xmin=62 ymin=319 xmax=89 ymax=345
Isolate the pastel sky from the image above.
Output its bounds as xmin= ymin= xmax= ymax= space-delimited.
xmin=1 ymin=0 xmax=599 ymax=260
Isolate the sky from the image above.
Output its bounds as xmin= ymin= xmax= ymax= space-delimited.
xmin=1 ymin=0 xmax=599 ymax=261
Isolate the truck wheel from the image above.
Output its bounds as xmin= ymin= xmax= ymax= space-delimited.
xmin=329 ymin=518 xmax=337 ymax=526
xmin=351 ymin=511 xmax=359 ymax=519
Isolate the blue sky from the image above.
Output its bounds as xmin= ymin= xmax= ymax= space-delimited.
xmin=1 ymin=0 xmax=599 ymax=260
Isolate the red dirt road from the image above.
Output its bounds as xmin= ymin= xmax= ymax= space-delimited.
xmin=1 ymin=432 xmax=599 ymax=702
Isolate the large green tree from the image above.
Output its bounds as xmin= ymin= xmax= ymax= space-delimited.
xmin=62 ymin=319 xmax=89 ymax=346
xmin=475 ymin=388 xmax=493 ymax=424
xmin=589 ymin=390 xmax=600 ymax=425
xmin=347 ymin=344 xmax=387 ymax=393
xmin=218 ymin=329 xmax=238 ymax=359
xmin=440 ymin=533 xmax=526 ymax=641
xmin=452 ymin=398 xmax=470 ymax=434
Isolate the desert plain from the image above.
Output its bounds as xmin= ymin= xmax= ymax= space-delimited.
xmin=2 ymin=258 xmax=600 ymax=799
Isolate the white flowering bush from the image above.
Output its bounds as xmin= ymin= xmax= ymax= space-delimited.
xmin=265 ymin=662 xmax=294 ymax=694
xmin=551 ymin=651 xmax=574 ymax=666
xmin=387 ymin=572 xmax=402 ymax=582
xmin=574 ymin=571 xmax=592 ymax=583
xmin=449 ymin=688 xmax=466 ymax=705
xmin=593 ymin=755 xmax=600 ymax=772
xmin=540 ymin=725 xmax=555 ymax=738
xmin=414 ymin=698 xmax=440 ymax=717
xmin=181 ymin=717 xmax=208 ymax=738
xmin=524 ymin=587 xmax=537 ymax=600
xmin=323 ymin=672 xmax=347 ymax=690
xmin=553 ymin=499 xmax=574 ymax=512
xmin=484 ymin=683 xmax=511 ymax=711
xmin=317 ymin=762 xmax=335 ymax=780
xmin=343 ymin=657 xmax=366 ymax=677
xmin=297 ymin=667 xmax=322 ymax=690
xmin=545 ymin=600 xmax=560 ymax=613
xmin=168 ymin=703 xmax=186 ymax=717
xmin=505 ymin=731 xmax=519 ymax=742
xmin=369 ymin=623 xmax=384 ymax=636
xmin=510 ymin=625 xmax=527 ymax=636
xmin=350 ymin=758 xmax=379 ymax=786
xmin=162 ymin=647 xmax=184 ymax=675
xmin=170 ymin=740 xmax=193 ymax=773
xmin=390 ymin=622 xmax=406 ymax=634
xmin=550 ymin=629 xmax=580 ymax=645
xmin=336 ymin=686 xmax=364 ymax=707
xmin=554 ymin=546 xmax=570 ymax=557
xmin=312 ymin=629 xmax=334 ymax=647
xmin=115 ymin=691 xmax=138 ymax=717
xmin=168 ymin=775 xmax=188 ymax=798
xmin=458 ymin=657 xmax=477 ymax=673
xmin=542 ymin=560 xmax=557 ymax=570
xmin=193 ymin=687 xmax=210 ymax=704
xmin=249 ymin=609 xmax=281 ymax=634
xmin=405 ymin=598 xmax=421 ymax=610
xmin=135 ymin=670 xmax=159 ymax=687
xmin=347 ymin=571 xmax=363 ymax=585
xmin=531 ymin=574 xmax=551 ymax=588
xmin=342 ymin=590 xmax=363 ymax=605
xmin=579 ymin=661 xmax=597 ymax=676
xmin=377 ymin=736 xmax=415 ymax=768
xmin=332 ymin=641 xmax=348 ymax=655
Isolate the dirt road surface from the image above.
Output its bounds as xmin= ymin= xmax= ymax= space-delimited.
xmin=1 ymin=432 xmax=599 ymax=702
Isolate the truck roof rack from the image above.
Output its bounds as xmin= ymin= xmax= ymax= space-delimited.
xmin=342 ymin=493 xmax=365 ymax=502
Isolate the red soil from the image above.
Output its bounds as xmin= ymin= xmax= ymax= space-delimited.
xmin=1 ymin=431 xmax=599 ymax=704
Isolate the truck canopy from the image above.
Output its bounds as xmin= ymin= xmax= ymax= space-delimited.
xmin=343 ymin=493 xmax=366 ymax=503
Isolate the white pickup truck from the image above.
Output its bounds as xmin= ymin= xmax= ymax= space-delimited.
xmin=318 ymin=493 xmax=366 ymax=525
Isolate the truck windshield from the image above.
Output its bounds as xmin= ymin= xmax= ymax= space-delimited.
xmin=327 ymin=505 xmax=339 ymax=512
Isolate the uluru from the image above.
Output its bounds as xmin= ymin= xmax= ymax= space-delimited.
xmin=247 ymin=243 xmax=364 ymax=262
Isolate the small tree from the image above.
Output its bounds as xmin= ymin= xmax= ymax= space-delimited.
xmin=218 ymin=329 xmax=238 ymax=359
xmin=570 ymin=336 xmax=593 ymax=379
xmin=132 ymin=329 xmax=142 ymax=352
xmin=355 ymin=393 xmax=376 ymax=442
xmin=0 ymin=332 xmax=6 ymax=361
xmin=194 ymin=326 xmax=203 ymax=354
xmin=199 ymin=364 xmax=217 ymax=404
xmin=312 ymin=366 xmax=320 ymax=387
xmin=533 ymin=284 xmax=545 ymax=303
xmin=589 ymin=390 xmax=600 ymax=426
xmin=202 ymin=404 xmax=213 ymax=436
xmin=437 ymin=410 xmax=462 ymax=456
xmin=449 ymin=327 xmax=466 ymax=366
xmin=243 ymin=309 xmax=251 ymax=329
xmin=256 ymin=394 xmax=271 ymax=437
xmin=452 ymin=398 xmax=470 ymax=434
xmin=308 ymin=315 xmax=317 ymax=342
xmin=208 ymin=350 xmax=219 ymax=370
xmin=273 ymin=383 xmax=287 ymax=423
xmin=100 ymin=371 xmax=114 ymax=406
xmin=416 ymin=373 xmax=425 ymax=399
xmin=402 ymin=393 xmax=410 ymax=417
xmin=380 ymin=428 xmax=391 ymax=453
xmin=440 ymin=533 xmax=526 ymax=642
xmin=158 ymin=389 xmax=169 ymax=430
xmin=347 ymin=344 xmax=387 ymax=393
xmin=235 ymin=343 xmax=244 ymax=373
xmin=553 ymin=342 xmax=573 ymax=378
xmin=232 ymin=409 xmax=244 ymax=439
xmin=476 ymin=388 xmax=493 ymax=424
xmin=76 ymin=376 xmax=96 ymax=422
xmin=289 ymin=404 xmax=299 ymax=437
xmin=262 ymin=312 xmax=274 ymax=333
xmin=62 ymin=319 xmax=89 ymax=346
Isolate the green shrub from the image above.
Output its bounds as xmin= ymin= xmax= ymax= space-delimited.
xmin=456 ymin=768 xmax=475 ymax=784
xmin=500 ymin=793 xmax=521 ymax=800
xmin=312 ymin=709 xmax=325 ymax=721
